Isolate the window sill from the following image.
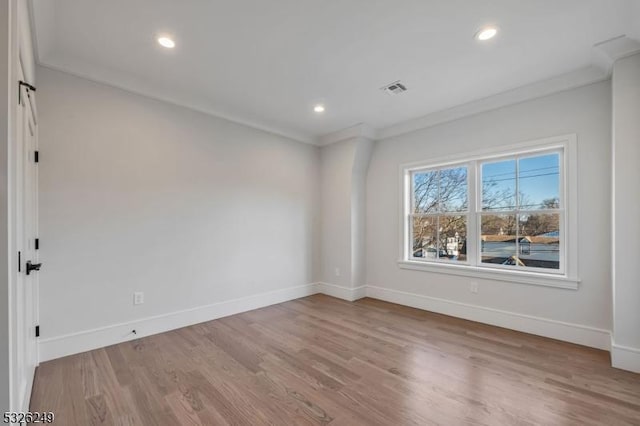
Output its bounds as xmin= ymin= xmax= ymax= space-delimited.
xmin=397 ymin=260 xmax=580 ymax=290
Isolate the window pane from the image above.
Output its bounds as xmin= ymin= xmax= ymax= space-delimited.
xmin=518 ymin=213 xmax=560 ymax=270
xmin=412 ymin=216 xmax=438 ymax=259
xmin=518 ymin=154 xmax=560 ymax=210
xmin=439 ymin=167 xmax=468 ymax=212
xmin=413 ymin=171 xmax=438 ymax=213
xmin=482 ymin=160 xmax=516 ymax=211
xmin=439 ymin=215 xmax=467 ymax=262
xmin=481 ymin=214 xmax=517 ymax=265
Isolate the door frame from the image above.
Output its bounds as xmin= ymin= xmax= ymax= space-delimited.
xmin=9 ymin=50 xmax=39 ymax=415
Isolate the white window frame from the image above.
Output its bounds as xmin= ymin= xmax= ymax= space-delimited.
xmin=398 ymin=134 xmax=579 ymax=290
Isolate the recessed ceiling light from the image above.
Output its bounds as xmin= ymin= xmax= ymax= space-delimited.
xmin=475 ymin=26 xmax=498 ymax=41
xmin=313 ymin=104 xmax=325 ymax=113
xmin=157 ymin=36 xmax=176 ymax=49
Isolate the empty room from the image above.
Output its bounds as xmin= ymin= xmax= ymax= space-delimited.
xmin=1 ymin=0 xmax=640 ymax=424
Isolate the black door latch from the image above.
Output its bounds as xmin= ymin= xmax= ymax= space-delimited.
xmin=26 ymin=261 xmax=42 ymax=275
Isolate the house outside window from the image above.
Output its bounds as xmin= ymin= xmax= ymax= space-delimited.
xmin=400 ymin=135 xmax=579 ymax=289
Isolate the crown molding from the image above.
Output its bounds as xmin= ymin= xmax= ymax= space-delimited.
xmin=33 ymin=0 xmax=638 ymax=150
xmin=375 ymin=65 xmax=609 ymax=141
xmin=317 ymin=123 xmax=377 ymax=146
xmin=592 ymin=35 xmax=640 ymax=76
xmin=322 ymin=37 xmax=639 ymax=144
xmin=32 ymin=0 xmax=320 ymax=146
xmin=36 ymin=62 xmax=318 ymax=146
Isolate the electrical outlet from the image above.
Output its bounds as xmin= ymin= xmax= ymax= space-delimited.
xmin=133 ymin=292 xmax=144 ymax=305
xmin=335 ymin=267 xmax=340 ymax=276
xmin=470 ymin=282 xmax=479 ymax=294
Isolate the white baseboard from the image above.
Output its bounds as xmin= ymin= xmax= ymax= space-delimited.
xmin=39 ymin=282 xmax=615 ymax=368
xmin=365 ymin=285 xmax=611 ymax=351
xmin=316 ymin=282 xmax=366 ymax=301
xmin=39 ymin=283 xmax=319 ymax=362
xmin=611 ymin=340 xmax=640 ymax=373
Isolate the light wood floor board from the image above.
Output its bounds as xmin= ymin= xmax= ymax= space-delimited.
xmin=30 ymin=295 xmax=640 ymax=425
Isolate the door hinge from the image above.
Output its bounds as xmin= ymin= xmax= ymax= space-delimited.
xmin=34 ymin=151 xmax=39 ymax=163
xmin=17 ymin=251 xmax=21 ymax=272
xmin=35 ymin=326 xmax=40 ymax=338
xmin=35 ymin=238 xmax=39 ymax=250
xmin=18 ymin=80 xmax=36 ymax=105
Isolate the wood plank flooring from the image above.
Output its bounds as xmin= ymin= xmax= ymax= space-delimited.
xmin=30 ymin=295 xmax=640 ymax=425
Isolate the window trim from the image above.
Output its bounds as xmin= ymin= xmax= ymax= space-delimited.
xmin=398 ymin=134 xmax=579 ymax=289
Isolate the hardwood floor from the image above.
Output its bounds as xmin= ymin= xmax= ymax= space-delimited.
xmin=31 ymin=295 xmax=640 ymax=425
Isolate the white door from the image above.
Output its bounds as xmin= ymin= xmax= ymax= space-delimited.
xmin=13 ymin=62 xmax=39 ymax=412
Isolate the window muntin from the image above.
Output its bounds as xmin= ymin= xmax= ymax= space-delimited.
xmin=482 ymin=159 xmax=516 ymax=211
xmin=405 ymin=148 xmax=564 ymax=275
xmin=518 ymin=153 xmax=560 ymax=210
xmin=410 ymin=166 xmax=468 ymax=263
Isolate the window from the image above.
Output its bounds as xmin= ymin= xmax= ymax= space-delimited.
xmin=480 ymin=153 xmax=561 ymax=271
xmin=410 ymin=166 xmax=468 ymax=263
xmin=401 ymin=135 xmax=578 ymax=287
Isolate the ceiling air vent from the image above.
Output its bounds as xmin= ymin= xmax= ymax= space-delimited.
xmin=381 ymin=80 xmax=408 ymax=95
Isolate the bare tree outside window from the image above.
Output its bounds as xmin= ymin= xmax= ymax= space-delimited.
xmin=405 ymin=143 xmax=567 ymax=276
xmin=412 ymin=167 xmax=467 ymax=261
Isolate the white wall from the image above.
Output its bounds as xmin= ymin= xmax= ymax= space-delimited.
xmin=366 ymin=81 xmax=612 ymax=340
xmin=611 ymin=53 xmax=640 ymax=372
xmin=350 ymin=138 xmax=373 ymax=289
xmin=319 ymin=136 xmax=372 ymax=298
xmin=320 ymin=139 xmax=355 ymax=287
xmin=37 ymin=67 xmax=320 ymax=358
xmin=632 ymin=2 xmax=640 ymax=41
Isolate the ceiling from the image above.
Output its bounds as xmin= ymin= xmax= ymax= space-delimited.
xmin=31 ymin=0 xmax=637 ymax=144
